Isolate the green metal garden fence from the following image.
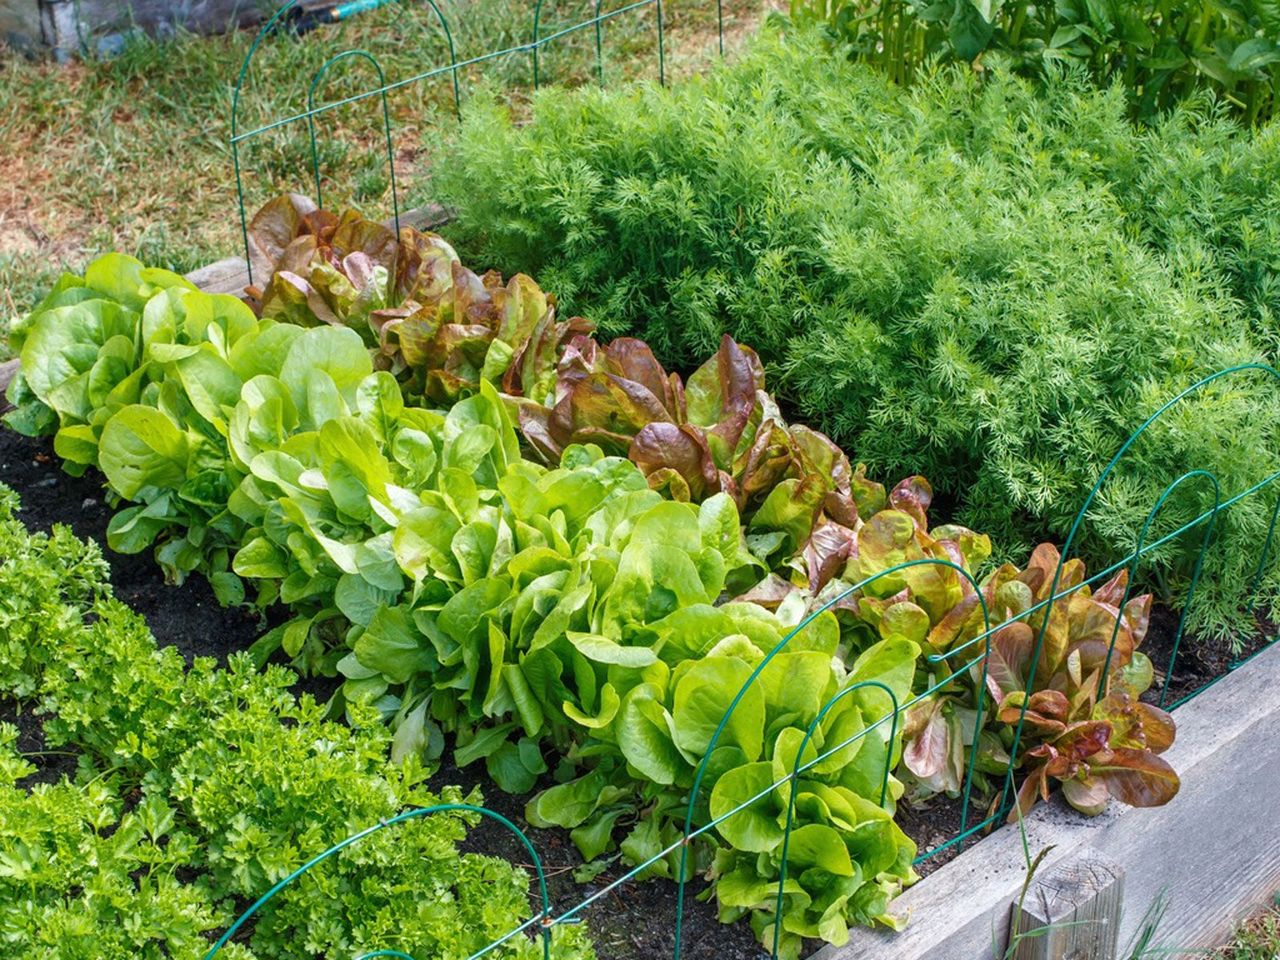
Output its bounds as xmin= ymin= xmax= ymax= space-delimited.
xmin=207 ymin=5 xmax=1280 ymax=957
xmin=229 ymin=0 xmax=700 ymax=288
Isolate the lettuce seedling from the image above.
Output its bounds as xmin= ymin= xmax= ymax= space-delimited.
xmin=984 ymin=544 xmax=1179 ymax=819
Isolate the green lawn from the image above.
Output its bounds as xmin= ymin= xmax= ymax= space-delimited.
xmin=0 ymin=0 xmax=764 ymax=359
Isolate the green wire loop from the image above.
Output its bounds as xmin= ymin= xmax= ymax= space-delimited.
xmin=771 ymin=679 xmax=898 ymax=959
xmin=230 ymin=0 xmax=458 ymax=287
xmin=1247 ymin=494 xmax=1280 ymax=616
xmin=306 ymin=49 xmax=402 ymax=236
xmin=596 ymin=0 xmax=605 ymax=84
xmin=232 ymin=0 xmax=687 ymax=286
xmin=203 ymin=804 xmax=554 ymax=960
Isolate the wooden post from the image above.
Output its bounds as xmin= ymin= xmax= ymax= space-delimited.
xmin=1008 ymin=847 xmax=1124 ymax=960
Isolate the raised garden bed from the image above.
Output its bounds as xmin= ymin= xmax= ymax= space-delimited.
xmin=6 ymin=393 xmax=1277 ymax=958
xmin=828 ymin=634 xmax=1280 ymax=959
xmin=3 ymin=242 xmax=1277 ymax=960
xmin=7 ymin=5 xmax=1280 ymax=958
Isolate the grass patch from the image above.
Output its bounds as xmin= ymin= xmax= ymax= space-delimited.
xmin=1220 ymin=899 xmax=1280 ymax=959
xmin=0 ymin=0 xmax=763 ymax=326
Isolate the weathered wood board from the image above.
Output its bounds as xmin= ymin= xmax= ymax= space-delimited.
xmin=184 ymin=255 xmax=254 ymax=298
xmin=821 ymin=639 xmax=1280 ymax=960
xmin=0 ymin=358 xmax=17 ymax=396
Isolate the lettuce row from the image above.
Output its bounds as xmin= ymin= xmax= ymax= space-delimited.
xmin=1 ymin=255 xmax=925 ymax=946
xmin=242 ymin=199 xmax=885 ymax=596
xmin=3 ymin=242 xmax=1181 ymax=954
xmin=245 ymin=194 xmax=587 ymax=407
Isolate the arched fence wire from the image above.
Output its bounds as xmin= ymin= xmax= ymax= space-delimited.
xmin=229 ymin=0 xmax=702 ymax=288
xmin=210 ymin=7 xmax=1280 ymax=957
xmin=202 ymin=364 xmax=1280 ymax=960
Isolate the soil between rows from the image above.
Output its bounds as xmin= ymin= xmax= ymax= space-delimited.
xmin=1140 ymin=603 xmax=1276 ymax=708
xmin=2 ymin=423 xmax=1272 ymax=959
xmin=0 ymin=427 xmax=268 ymax=663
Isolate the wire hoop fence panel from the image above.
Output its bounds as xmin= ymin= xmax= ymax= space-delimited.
xmin=305 ymin=48 xmax=403 ymax=232
xmin=228 ymin=0 xmax=703 ymax=287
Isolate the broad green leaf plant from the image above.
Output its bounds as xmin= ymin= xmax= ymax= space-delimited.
xmin=3 ymin=216 xmax=1187 ymax=951
xmin=785 ymin=0 xmax=1280 ymax=124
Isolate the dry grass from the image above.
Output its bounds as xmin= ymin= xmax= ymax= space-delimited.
xmin=0 ymin=0 xmax=774 ymax=352
xmin=1218 ymin=900 xmax=1280 ymax=960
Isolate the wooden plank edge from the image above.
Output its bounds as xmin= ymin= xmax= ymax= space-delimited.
xmin=813 ymin=638 xmax=1280 ymax=960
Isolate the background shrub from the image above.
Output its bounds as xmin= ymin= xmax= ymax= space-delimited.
xmin=785 ymin=0 xmax=1280 ymax=125
xmin=434 ymin=29 xmax=1280 ymax=641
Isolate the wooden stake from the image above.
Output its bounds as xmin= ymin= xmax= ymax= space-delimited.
xmin=1008 ymin=846 xmax=1124 ymax=960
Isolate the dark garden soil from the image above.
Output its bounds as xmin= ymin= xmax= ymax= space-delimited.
xmin=0 ymin=427 xmax=271 ymax=665
xmin=896 ymin=794 xmax=971 ymax=879
xmin=1140 ymin=603 xmax=1277 ymax=708
xmin=0 ymin=697 xmax=79 ymax=787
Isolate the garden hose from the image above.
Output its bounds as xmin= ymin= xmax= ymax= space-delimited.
xmin=272 ymin=0 xmax=398 ymax=36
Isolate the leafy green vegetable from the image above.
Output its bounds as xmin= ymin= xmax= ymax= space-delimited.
xmin=242 ymin=197 xmax=886 ymax=595
xmin=5 ymin=258 xmax=300 ymax=586
xmin=785 ymin=0 xmax=1280 ymax=124
xmin=513 ymin=331 xmax=877 ymax=590
xmin=0 ymin=483 xmax=595 ymax=960
xmin=527 ymin=617 xmax=921 ymax=958
xmin=981 ymin=544 xmax=1179 ymax=819
xmin=246 ymin=194 xmax=590 ymax=406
